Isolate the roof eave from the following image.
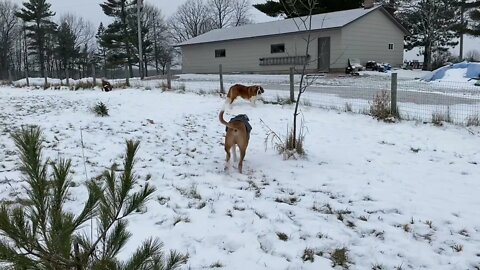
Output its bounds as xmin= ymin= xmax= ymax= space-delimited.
xmin=175 ymin=26 xmax=343 ymax=47
xmin=378 ymin=7 xmax=411 ymax=36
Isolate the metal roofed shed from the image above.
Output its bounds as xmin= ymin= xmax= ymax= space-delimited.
xmin=177 ymin=5 xmax=409 ymax=74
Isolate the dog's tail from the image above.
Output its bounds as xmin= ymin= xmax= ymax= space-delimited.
xmin=219 ymin=110 xmax=237 ymax=131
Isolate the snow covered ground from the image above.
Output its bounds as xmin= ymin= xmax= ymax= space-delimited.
xmin=1 ymin=86 xmax=479 ymax=269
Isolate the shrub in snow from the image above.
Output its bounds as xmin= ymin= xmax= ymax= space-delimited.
xmin=0 ymin=126 xmax=188 ymax=269
xmin=75 ymin=81 xmax=98 ymax=90
xmin=92 ymin=101 xmax=109 ymax=117
xmin=432 ymin=108 xmax=451 ymax=126
xmin=330 ymin=247 xmax=350 ymax=268
xmin=263 ymin=119 xmax=306 ymax=159
xmin=0 ymin=80 xmax=12 ymax=86
xmin=466 ymin=114 xmax=480 ymax=126
xmin=369 ymin=90 xmax=397 ymax=122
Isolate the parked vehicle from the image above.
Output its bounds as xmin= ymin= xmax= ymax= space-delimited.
xmin=349 ymin=58 xmax=364 ymax=71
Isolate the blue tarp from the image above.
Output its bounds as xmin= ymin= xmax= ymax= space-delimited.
xmin=423 ymin=62 xmax=480 ymax=81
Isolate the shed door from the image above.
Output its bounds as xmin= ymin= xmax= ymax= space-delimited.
xmin=318 ymin=37 xmax=331 ymax=72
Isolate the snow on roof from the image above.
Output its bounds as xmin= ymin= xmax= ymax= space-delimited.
xmin=177 ymin=6 xmax=389 ymax=46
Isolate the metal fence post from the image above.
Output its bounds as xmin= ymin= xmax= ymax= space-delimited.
xmin=219 ymin=64 xmax=225 ymax=94
xmin=289 ymin=67 xmax=295 ymax=102
xmin=391 ymin=72 xmax=398 ymax=116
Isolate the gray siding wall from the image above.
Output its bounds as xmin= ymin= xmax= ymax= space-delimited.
xmin=340 ymin=9 xmax=405 ymax=68
xmin=180 ymin=9 xmax=405 ymax=73
xmin=181 ymin=29 xmax=342 ymax=74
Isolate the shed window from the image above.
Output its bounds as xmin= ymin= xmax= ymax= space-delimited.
xmin=388 ymin=43 xmax=394 ymax=50
xmin=215 ymin=49 xmax=226 ymax=58
xmin=271 ymin=44 xmax=285 ymax=54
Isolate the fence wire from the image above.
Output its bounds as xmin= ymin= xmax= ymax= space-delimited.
xmin=260 ymin=75 xmax=480 ymax=126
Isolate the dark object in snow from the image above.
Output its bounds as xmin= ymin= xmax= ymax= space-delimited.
xmin=345 ymin=58 xmax=360 ymax=76
xmin=226 ymin=114 xmax=252 ymax=139
xmin=366 ymin=61 xmax=377 ymax=70
xmin=102 ymin=79 xmax=113 ymax=92
xmin=366 ymin=61 xmax=391 ymax=72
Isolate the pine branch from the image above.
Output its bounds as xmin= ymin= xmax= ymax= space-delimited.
xmin=120 ymin=237 xmax=164 ymax=270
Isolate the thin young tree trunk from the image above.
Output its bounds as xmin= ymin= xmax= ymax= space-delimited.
xmin=292 ymin=11 xmax=314 ymax=149
xmin=23 ymin=23 xmax=30 ymax=87
xmin=153 ymin=22 xmax=159 ymax=75
xmin=65 ymin=59 xmax=70 ymax=86
xmin=103 ymin=50 xmax=107 ymax=78
xmin=423 ymin=40 xmax=432 ymax=71
xmin=144 ymin=54 xmax=148 ymax=77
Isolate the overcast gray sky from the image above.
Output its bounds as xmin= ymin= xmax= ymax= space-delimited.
xmin=10 ymin=0 xmax=479 ymax=61
xmin=10 ymin=0 xmax=271 ymax=27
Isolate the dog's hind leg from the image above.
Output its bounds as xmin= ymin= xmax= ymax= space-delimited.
xmin=238 ymin=146 xmax=246 ymax=174
xmin=231 ymin=145 xmax=237 ymax=163
xmin=224 ymin=144 xmax=231 ymax=171
xmin=225 ymin=143 xmax=231 ymax=161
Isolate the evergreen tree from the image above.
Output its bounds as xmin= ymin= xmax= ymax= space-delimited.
xmin=56 ymin=21 xmax=78 ymax=85
xmin=95 ymin=22 xmax=109 ymax=78
xmin=463 ymin=0 xmax=480 ymax=36
xmin=15 ymin=0 xmax=56 ymax=85
xmin=100 ymin=0 xmax=136 ymax=78
xmin=253 ymin=0 xmax=363 ymax=18
xmin=399 ymin=0 xmax=460 ymax=70
xmin=0 ymin=126 xmax=188 ymax=269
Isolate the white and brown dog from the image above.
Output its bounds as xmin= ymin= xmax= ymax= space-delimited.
xmin=226 ymin=84 xmax=264 ymax=107
xmin=101 ymin=79 xmax=113 ymax=92
xmin=219 ymin=110 xmax=252 ymax=173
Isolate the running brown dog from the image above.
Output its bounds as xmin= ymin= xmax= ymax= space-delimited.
xmin=226 ymin=84 xmax=264 ymax=106
xmin=219 ymin=110 xmax=251 ymax=173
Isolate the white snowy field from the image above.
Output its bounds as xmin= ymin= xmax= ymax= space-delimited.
xmin=9 ymin=69 xmax=480 ymax=126
xmin=0 ymin=86 xmax=479 ymax=269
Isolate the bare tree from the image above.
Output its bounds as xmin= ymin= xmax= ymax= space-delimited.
xmin=209 ymin=0 xmax=235 ymax=28
xmin=231 ymin=0 xmax=252 ymax=26
xmin=59 ymin=14 xmax=95 ymax=51
xmin=285 ymin=0 xmax=318 ymax=154
xmin=168 ymin=0 xmax=215 ymax=43
xmin=56 ymin=14 xmax=95 ymax=82
xmin=263 ymin=0 xmax=319 ymax=157
xmin=143 ymin=3 xmax=170 ymax=75
xmin=208 ymin=0 xmax=252 ymax=28
xmin=0 ymin=0 xmax=19 ymax=80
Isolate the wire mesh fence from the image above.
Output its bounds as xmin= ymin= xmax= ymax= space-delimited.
xmin=260 ymin=73 xmax=480 ymax=126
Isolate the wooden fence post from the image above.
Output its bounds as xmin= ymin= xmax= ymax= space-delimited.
xmin=167 ymin=62 xmax=172 ymax=90
xmin=125 ymin=64 xmax=130 ymax=87
xmin=289 ymin=67 xmax=295 ymax=102
xmin=391 ymin=72 xmax=398 ymax=117
xmin=219 ymin=64 xmax=225 ymax=95
xmin=92 ymin=63 xmax=96 ymax=87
